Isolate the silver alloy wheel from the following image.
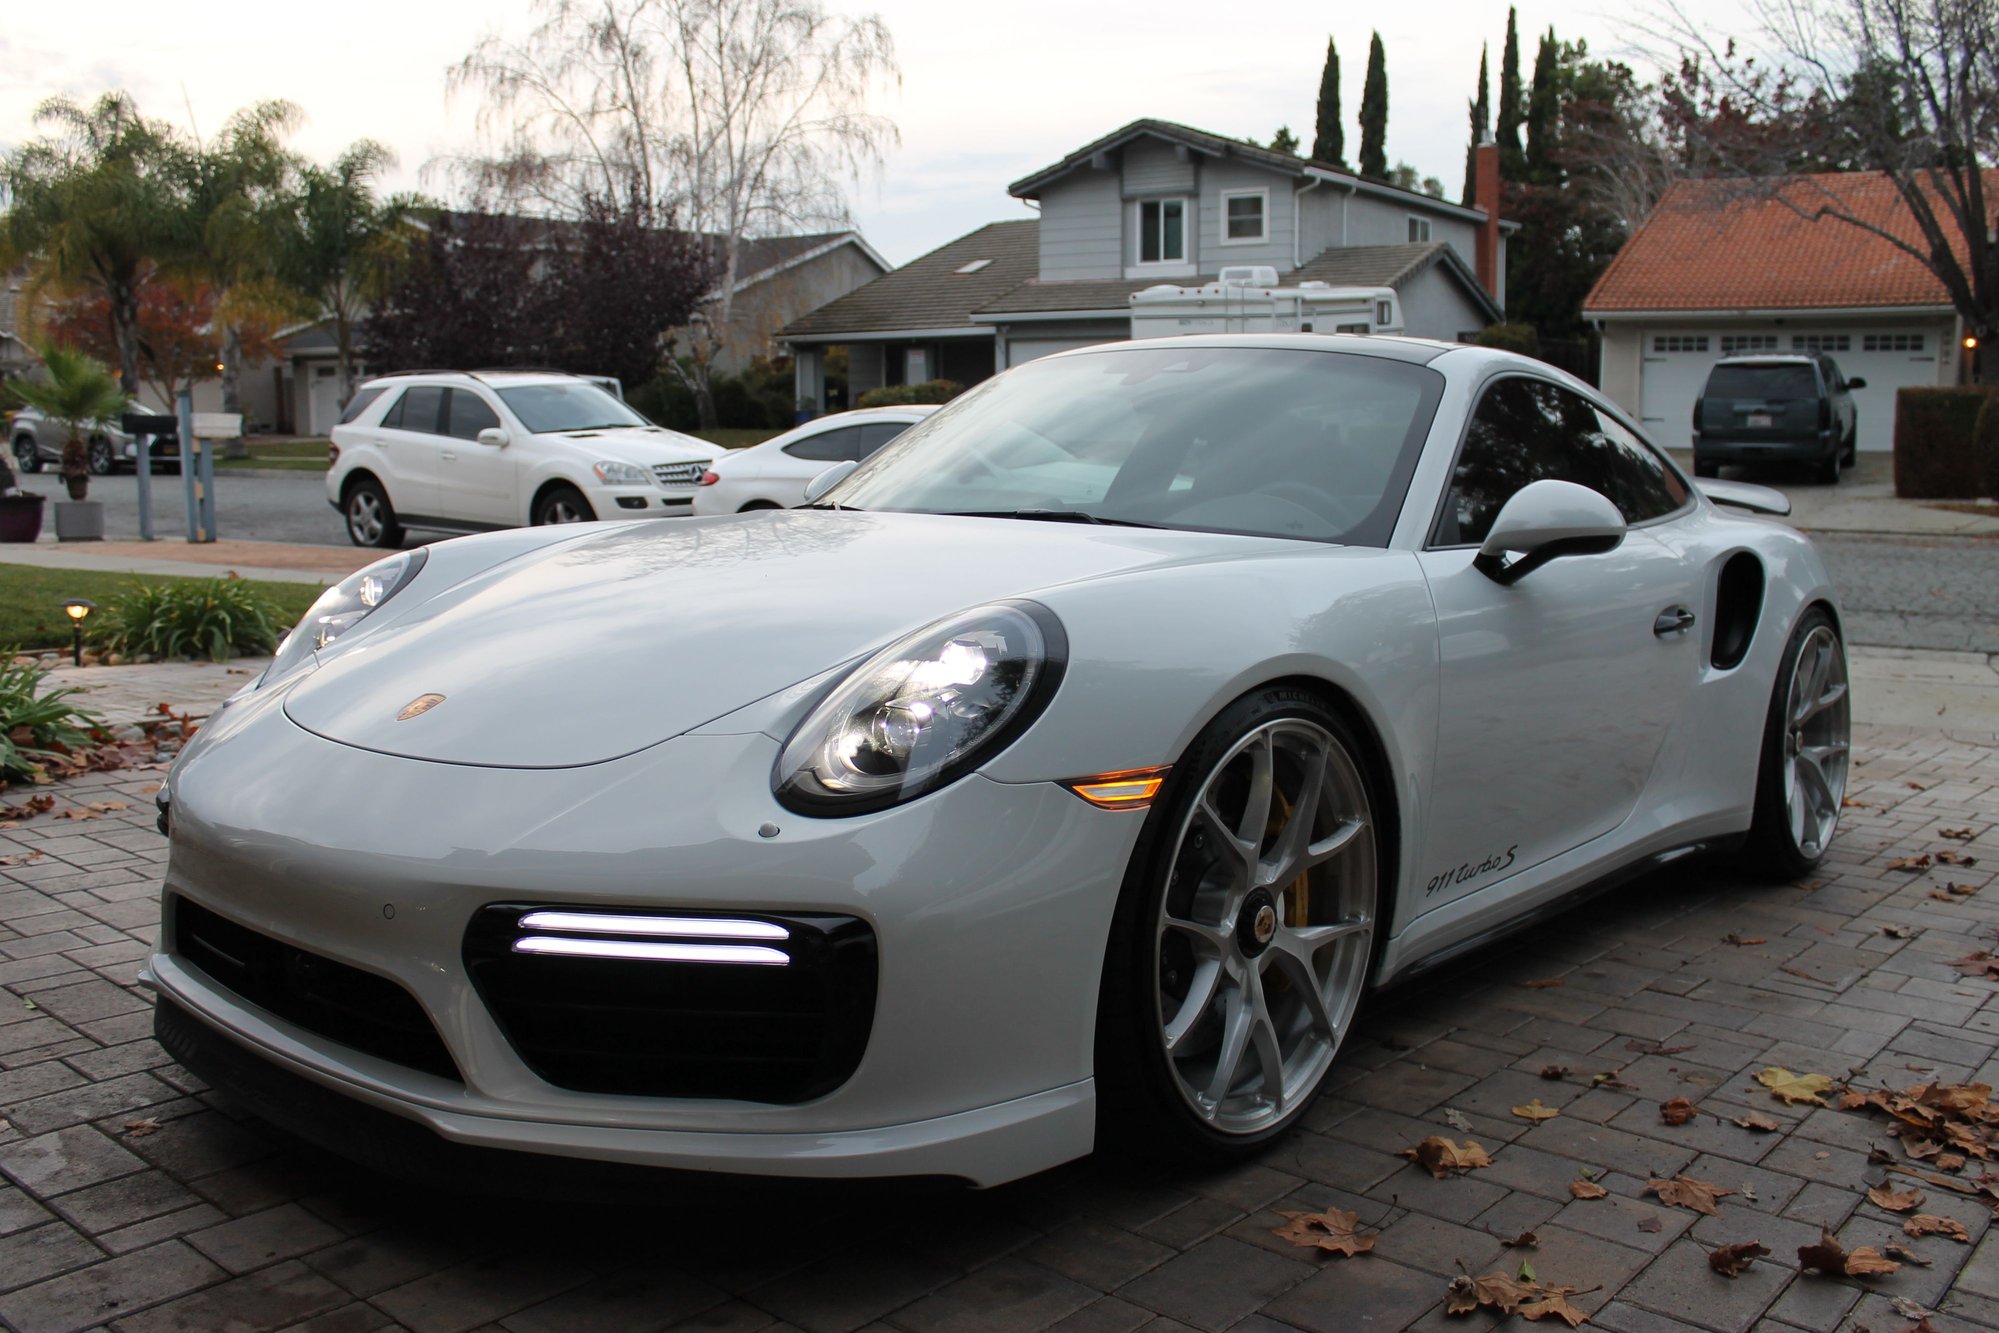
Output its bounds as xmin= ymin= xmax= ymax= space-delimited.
xmin=1782 ymin=624 xmax=1850 ymax=858
xmin=347 ymin=490 xmax=386 ymax=545
xmin=540 ymin=494 xmax=588 ymax=524
xmin=12 ymin=438 xmax=37 ymax=473
xmin=88 ymin=439 xmax=115 ymax=474
xmin=1154 ymin=718 xmax=1376 ymax=1135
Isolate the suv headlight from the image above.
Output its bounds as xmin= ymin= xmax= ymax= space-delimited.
xmin=263 ymin=548 xmax=427 ymax=685
xmin=592 ymin=460 xmax=651 ymax=485
xmin=774 ymin=602 xmax=1067 ymax=815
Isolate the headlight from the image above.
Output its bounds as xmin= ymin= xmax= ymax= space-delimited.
xmin=592 ymin=460 xmax=651 ymax=485
xmin=263 ymin=548 xmax=427 ymax=684
xmin=774 ymin=602 xmax=1067 ymax=815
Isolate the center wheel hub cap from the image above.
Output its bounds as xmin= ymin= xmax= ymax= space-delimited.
xmin=1239 ymin=890 xmax=1278 ymax=959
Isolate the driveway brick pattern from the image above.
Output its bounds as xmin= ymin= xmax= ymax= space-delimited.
xmin=0 ymin=720 xmax=1993 ymax=1332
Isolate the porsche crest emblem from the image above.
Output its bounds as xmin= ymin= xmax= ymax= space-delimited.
xmin=396 ymin=693 xmax=446 ymax=721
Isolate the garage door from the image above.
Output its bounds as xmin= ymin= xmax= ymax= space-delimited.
xmin=1006 ymin=338 xmax=1111 ymax=368
xmin=1639 ymin=326 xmax=1946 ymax=453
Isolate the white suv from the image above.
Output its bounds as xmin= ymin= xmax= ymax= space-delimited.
xmin=326 ymin=371 xmax=719 ymax=546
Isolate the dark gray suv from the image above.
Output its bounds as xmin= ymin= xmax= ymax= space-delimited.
xmin=1691 ymin=353 xmax=1863 ymax=484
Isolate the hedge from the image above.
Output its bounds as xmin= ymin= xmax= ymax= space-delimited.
xmin=1894 ymin=386 xmax=1995 ymax=498
xmin=855 ymin=379 xmax=964 ymax=409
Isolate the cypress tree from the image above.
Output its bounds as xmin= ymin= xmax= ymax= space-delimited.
xmin=1496 ymin=7 xmax=1524 ymax=178
xmin=1311 ymin=39 xmax=1346 ymax=168
xmin=1524 ymin=27 xmax=1561 ymax=183
xmin=1461 ymin=45 xmax=1490 ymax=205
xmin=1358 ymin=32 xmax=1388 ymax=179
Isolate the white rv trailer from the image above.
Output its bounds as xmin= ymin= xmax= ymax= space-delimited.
xmin=1128 ymin=266 xmax=1404 ymax=341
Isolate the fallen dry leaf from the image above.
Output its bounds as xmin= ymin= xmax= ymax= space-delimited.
xmin=1569 ymin=1179 xmax=1608 ymax=1200
xmin=1936 ymin=850 xmax=1978 ymax=867
xmin=1798 ymin=1228 xmax=1902 ymax=1278
xmin=1757 ymin=1067 xmax=1835 ymax=1105
xmin=1539 ymin=1065 xmax=1570 ymax=1080
xmin=0 ymin=794 xmax=57 ymax=821
xmin=1887 ymin=853 xmax=1933 ymax=872
xmin=1732 ymin=1111 xmax=1782 ymax=1133
xmin=1644 ymin=1176 xmax=1732 ymax=1216
xmin=1635 ymin=1215 xmax=1662 ymax=1233
xmin=1660 ymin=1097 xmax=1698 ymax=1126
xmin=1904 ymin=1214 xmax=1970 ymax=1242
xmin=1882 ymin=924 xmax=1917 ymax=939
xmin=1868 ymin=1184 xmax=1925 ymax=1213
xmin=1723 ymin=933 xmax=1766 ymax=946
xmin=1273 ymin=1209 xmax=1377 ymax=1257
xmin=1626 ymin=1039 xmax=1695 ymax=1056
xmin=1399 ymin=1136 xmax=1492 ymax=1178
xmin=1512 ymin=1098 xmax=1561 ymax=1121
xmin=1443 ymin=1107 xmax=1473 ymax=1133
xmin=1503 ymin=1231 xmax=1539 ymax=1248
xmin=121 ymin=1118 xmax=159 ymax=1138
xmin=1883 ymin=1242 xmax=1932 ymax=1267
xmin=1707 ymin=1240 xmax=1769 ymax=1277
xmin=1519 ymin=978 xmax=1566 ymax=989
xmin=1939 ymin=827 xmax=1975 ymax=841
xmin=1443 ymin=1272 xmax=1589 ymax=1327
xmin=1948 ymin=952 xmax=1999 ymax=979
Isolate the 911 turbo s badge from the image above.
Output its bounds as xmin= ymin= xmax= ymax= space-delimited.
xmin=396 ymin=693 xmax=446 ymax=721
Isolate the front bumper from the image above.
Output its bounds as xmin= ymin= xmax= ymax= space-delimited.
xmin=145 ymin=684 xmax=1139 ymax=1185
xmin=600 ymin=483 xmax=696 ymax=515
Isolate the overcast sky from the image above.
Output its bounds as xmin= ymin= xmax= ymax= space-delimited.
xmin=0 ymin=0 xmax=1749 ymax=266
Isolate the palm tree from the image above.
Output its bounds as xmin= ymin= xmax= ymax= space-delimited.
xmin=16 ymin=343 xmax=130 ymax=501
xmin=277 ymin=142 xmax=419 ymax=405
xmin=0 ymin=94 xmax=182 ymax=397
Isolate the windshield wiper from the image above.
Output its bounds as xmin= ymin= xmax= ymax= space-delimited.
xmin=941 ymin=509 xmax=1161 ymax=528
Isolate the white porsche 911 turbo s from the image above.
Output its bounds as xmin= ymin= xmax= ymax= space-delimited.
xmin=145 ymin=336 xmax=1848 ymax=1189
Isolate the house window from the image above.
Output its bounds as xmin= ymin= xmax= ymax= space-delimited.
xmin=1863 ymin=332 xmax=1925 ymax=352
xmin=1652 ymin=335 xmax=1710 ymax=353
xmin=1220 ymin=190 xmax=1268 ymax=244
xmin=1137 ymin=199 xmax=1188 ymax=264
xmin=1793 ymin=334 xmax=1850 ymax=352
xmin=1407 ymin=216 xmax=1432 ymax=243
xmin=1720 ymin=334 xmax=1778 ymax=354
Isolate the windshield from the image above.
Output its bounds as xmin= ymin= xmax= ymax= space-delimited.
xmin=1705 ymin=364 xmax=1819 ymax=399
xmin=825 ymin=346 xmax=1445 ymax=544
xmin=495 ymin=382 xmax=652 ymax=433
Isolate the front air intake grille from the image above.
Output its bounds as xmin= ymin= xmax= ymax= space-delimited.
xmin=652 ymin=462 xmax=706 ymax=487
xmin=169 ymin=895 xmax=461 ymax=1082
xmin=463 ymin=904 xmax=877 ymax=1103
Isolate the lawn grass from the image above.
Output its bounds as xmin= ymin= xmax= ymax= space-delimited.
xmin=0 ymin=564 xmax=322 ymax=652
xmin=695 ymin=428 xmax=782 ymax=450
xmin=216 ymin=438 xmax=331 ymax=471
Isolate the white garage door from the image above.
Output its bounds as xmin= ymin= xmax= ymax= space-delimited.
xmin=1006 ymin=338 xmax=1111 ymax=368
xmin=1639 ymin=326 xmax=1946 ymax=453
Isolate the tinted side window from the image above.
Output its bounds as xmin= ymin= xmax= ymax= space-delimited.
xmin=1436 ymin=378 xmax=1686 ymax=547
xmin=784 ymin=426 xmax=862 ymax=463
xmin=1821 ymin=358 xmax=1845 ymax=389
xmin=444 ymin=389 xmax=501 ymax=441
xmin=854 ymin=422 xmax=910 ymax=459
xmin=339 ymin=386 xmax=386 ymax=426
xmin=387 ymin=386 xmax=446 ymax=435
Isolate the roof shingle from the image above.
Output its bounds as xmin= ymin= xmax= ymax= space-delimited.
xmin=1584 ymin=173 xmax=1968 ymax=314
xmin=779 ymin=220 xmax=1038 ymax=337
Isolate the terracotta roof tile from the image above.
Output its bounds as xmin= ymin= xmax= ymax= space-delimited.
xmin=1584 ymin=172 xmax=1973 ymax=314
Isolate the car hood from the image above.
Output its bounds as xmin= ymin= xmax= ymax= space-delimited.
xmin=549 ymin=425 xmax=718 ymax=465
xmin=283 ymin=510 xmax=1296 ymax=767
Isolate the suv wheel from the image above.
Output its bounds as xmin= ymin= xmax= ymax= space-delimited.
xmin=87 ymin=438 xmax=116 ymax=475
xmin=1841 ymin=430 xmax=1857 ymax=467
xmin=343 ymin=479 xmax=405 ymax=548
xmin=1817 ymin=446 xmax=1840 ymax=486
xmin=533 ymin=485 xmax=595 ymax=525
xmin=12 ymin=436 xmax=40 ymax=474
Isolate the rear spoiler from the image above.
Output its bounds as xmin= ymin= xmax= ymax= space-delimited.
xmin=1696 ymin=479 xmax=1791 ymax=517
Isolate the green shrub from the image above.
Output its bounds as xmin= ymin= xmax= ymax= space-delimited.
xmin=856 ymin=379 xmax=964 ymax=409
xmin=631 ymin=357 xmax=802 ymax=431
xmin=1972 ymin=391 xmax=1999 ymax=498
xmin=1474 ymin=323 xmax=1542 ymax=356
xmin=0 ymin=649 xmax=104 ymax=782
xmin=96 ymin=577 xmax=286 ymax=662
xmin=1894 ymin=386 xmax=1993 ymax=498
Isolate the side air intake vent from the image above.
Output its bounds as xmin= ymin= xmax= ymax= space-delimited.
xmin=1711 ymin=552 xmax=1765 ymax=671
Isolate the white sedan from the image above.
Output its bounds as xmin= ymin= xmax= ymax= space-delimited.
xmin=147 ymin=337 xmax=1846 ymax=1189
xmin=691 ymin=405 xmax=937 ymax=514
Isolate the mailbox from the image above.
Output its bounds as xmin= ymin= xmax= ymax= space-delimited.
xmin=121 ymin=413 xmax=179 ymax=436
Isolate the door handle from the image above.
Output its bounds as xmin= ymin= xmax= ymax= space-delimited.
xmin=1654 ymin=607 xmax=1696 ymax=637
xmin=442 ymin=450 xmax=458 ymax=461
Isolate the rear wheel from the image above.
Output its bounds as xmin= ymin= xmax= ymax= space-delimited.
xmin=1841 ymin=430 xmax=1857 ymax=467
xmin=1746 ymin=609 xmax=1850 ymax=879
xmin=532 ymin=485 xmax=594 ymax=525
xmin=1097 ymin=688 xmax=1381 ymax=1159
xmin=343 ymin=479 xmax=404 ymax=548
xmin=1816 ymin=446 xmax=1840 ymax=485
xmin=12 ymin=436 xmax=40 ymax=474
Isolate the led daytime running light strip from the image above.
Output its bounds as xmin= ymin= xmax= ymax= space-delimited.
xmin=517 ymin=911 xmax=789 ymax=941
xmin=513 ymin=937 xmax=790 ymax=966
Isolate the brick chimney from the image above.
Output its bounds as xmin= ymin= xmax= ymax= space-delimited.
xmin=1474 ymin=138 xmax=1501 ymax=302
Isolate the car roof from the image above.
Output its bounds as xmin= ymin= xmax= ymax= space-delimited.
xmin=1047 ymin=332 xmax=1458 ymax=366
xmin=1715 ymin=354 xmax=1819 ymax=366
xmin=358 ymin=370 xmax=608 ymax=390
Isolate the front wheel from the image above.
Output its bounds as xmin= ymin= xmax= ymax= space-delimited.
xmin=12 ymin=436 xmax=40 ymax=474
xmin=532 ymin=485 xmax=595 ymax=525
xmin=1746 ymin=609 xmax=1850 ymax=879
xmin=1096 ymin=688 xmax=1381 ymax=1158
xmin=87 ymin=438 xmax=115 ymax=475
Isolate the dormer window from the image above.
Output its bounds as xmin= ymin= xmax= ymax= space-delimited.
xmin=1137 ymin=198 xmax=1188 ymax=265
xmin=1221 ymin=189 xmax=1268 ymax=245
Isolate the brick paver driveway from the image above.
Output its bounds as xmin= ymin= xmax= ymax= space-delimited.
xmin=0 ymin=720 xmax=1994 ymax=1333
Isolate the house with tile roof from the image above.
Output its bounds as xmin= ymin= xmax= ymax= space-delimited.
xmin=1585 ymin=173 xmax=1972 ymax=453
xmin=782 ymin=120 xmax=1514 ymax=412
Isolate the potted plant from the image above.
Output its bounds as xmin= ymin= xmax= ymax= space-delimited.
xmin=0 ymin=444 xmax=45 ymax=542
xmin=12 ymin=343 xmax=127 ymax=542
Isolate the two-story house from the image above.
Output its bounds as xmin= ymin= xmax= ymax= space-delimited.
xmin=783 ymin=119 xmax=1513 ymax=412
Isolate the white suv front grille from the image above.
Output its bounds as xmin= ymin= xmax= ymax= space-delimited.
xmin=652 ymin=462 xmax=707 ymax=488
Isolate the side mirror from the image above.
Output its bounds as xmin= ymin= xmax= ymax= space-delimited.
xmin=1845 ymin=377 xmax=1867 ymax=390
xmin=477 ymin=427 xmax=510 ymax=448
xmin=1473 ymin=479 xmax=1626 ymax=586
xmin=801 ymin=459 xmax=859 ymax=504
